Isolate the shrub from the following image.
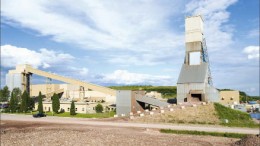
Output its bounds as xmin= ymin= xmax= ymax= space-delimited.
xmin=95 ymin=104 xmax=103 ymax=113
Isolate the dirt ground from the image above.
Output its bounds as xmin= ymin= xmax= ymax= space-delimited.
xmin=1 ymin=120 xmax=239 ymax=146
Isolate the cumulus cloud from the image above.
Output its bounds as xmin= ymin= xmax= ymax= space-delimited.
xmin=99 ymin=70 xmax=173 ymax=85
xmin=1 ymin=0 xmax=182 ymax=51
xmin=1 ymin=0 xmax=187 ymax=66
xmin=1 ymin=44 xmax=74 ymax=68
xmin=243 ymin=46 xmax=260 ymax=59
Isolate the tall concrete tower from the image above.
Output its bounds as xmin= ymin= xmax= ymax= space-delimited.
xmin=177 ymin=15 xmax=219 ymax=103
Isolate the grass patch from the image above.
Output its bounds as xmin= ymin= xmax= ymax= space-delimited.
xmin=160 ymin=129 xmax=249 ymax=138
xmin=5 ymin=111 xmax=115 ymax=118
xmin=45 ymin=111 xmax=115 ymax=118
xmin=214 ymin=103 xmax=258 ymax=128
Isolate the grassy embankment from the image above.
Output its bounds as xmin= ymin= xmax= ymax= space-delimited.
xmin=160 ymin=129 xmax=249 ymax=138
xmin=109 ymin=85 xmax=177 ymax=98
xmin=214 ymin=103 xmax=258 ymax=128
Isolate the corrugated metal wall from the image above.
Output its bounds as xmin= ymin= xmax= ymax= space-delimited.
xmin=116 ymin=90 xmax=132 ymax=116
xmin=177 ymin=83 xmax=219 ymax=103
xmin=206 ymin=85 xmax=220 ymax=102
xmin=177 ymin=83 xmax=205 ymax=103
xmin=6 ymin=73 xmax=22 ymax=92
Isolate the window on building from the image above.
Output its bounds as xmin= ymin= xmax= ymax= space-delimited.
xmin=68 ymin=108 xmax=70 ymax=111
xmin=93 ymin=107 xmax=95 ymax=110
xmin=44 ymin=107 xmax=46 ymax=110
xmin=76 ymin=108 xmax=77 ymax=111
xmin=82 ymin=108 xmax=84 ymax=111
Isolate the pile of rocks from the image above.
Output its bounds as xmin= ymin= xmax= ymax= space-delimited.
xmin=232 ymin=135 xmax=260 ymax=146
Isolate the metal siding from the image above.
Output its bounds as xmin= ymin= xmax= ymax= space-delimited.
xmin=135 ymin=96 xmax=168 ymax=107
xmin=116 ymin=90 xmax=132 ymax=116
xmin=6 ymin=74 xmax=12 ymax=91
xmin=206 ymin=85 xmax=220 ymax=102
xmin=177 ymin=83 xmax=205 ymax=103
xmin=6 ymin=73 xmax=22 ymax=91
xmin=177 ymin=63 xmax=208 ymax=84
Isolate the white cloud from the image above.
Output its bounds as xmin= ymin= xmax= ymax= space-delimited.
xmin=243 ymin=46 xmax=260 ymax=59
xmin=1 ymin=0 xmax=182 ymax=51
xmin=100 ymin=70 xmax=173 ymax=85
xmin=1 ymin=44 xmax=74 ymax=68
xmin=1 ymin=0 xmax=187 ymax=66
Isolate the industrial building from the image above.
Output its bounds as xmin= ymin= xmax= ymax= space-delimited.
xmin=5 ymin=16 xmax=242 ymax=116
xmin=6 ymin=64 xmax=167 ymax=115
xmin=116 ymin=90 xmax=168 ymax=116
xmin=219 ymin=90 xmax=240 ymax=105
xmin=177 ymin=15 xmax=219 ymax=103
xmin=6 ymin=64 xmax=116 ymax=113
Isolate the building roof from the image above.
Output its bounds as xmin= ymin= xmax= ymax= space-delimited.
xmin=177 ymin=63 xmax=208 ymax=84
xmin=135 ymin=96 xmax=168 ymax=107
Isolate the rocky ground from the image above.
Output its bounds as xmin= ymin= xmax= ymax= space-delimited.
xmin=1 ymin=120 xmax=239 ymax=146
xmin=132 ymin=103 xmax=220 ymax=124
xmin=232 ymin=135 xmax=260 ymax=146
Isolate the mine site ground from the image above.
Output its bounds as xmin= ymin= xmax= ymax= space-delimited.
xmin=1 ymin=114 xmax=259 ymax=146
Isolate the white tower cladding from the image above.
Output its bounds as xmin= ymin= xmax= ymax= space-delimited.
xmin=177 ymin=15 xmax=219 ymax=103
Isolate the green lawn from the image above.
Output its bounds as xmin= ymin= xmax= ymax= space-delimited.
xmin=44 ymin=111 xmax=115 ymax=118
xmin=4 ymin=111 xmax=115 ymax=118
xmin=214 ymin=103 xmax=258 ymax=128
xmin=160 ymin=129 xmax=249 ymax=138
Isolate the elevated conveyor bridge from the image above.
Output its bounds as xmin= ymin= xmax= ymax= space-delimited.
xmin=9 ymin=65 xmax=116 ymax=96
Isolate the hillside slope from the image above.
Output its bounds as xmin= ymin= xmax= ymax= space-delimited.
xmin=133 ymin=103 xmax=220 ymax=125
xmin=132 ymin=103 xmax=258 ymax=128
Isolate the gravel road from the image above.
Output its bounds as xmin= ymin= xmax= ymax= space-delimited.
xmin=1 ymin=114 xmax=258 ymax=134
xmin=1 ymin=120 xmax=239 ymax=146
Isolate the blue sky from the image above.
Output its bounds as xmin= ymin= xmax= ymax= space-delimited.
xmin=1 ymin=0 xmax=259 ymax=95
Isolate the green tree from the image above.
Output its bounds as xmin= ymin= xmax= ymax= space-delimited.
xmin=37 ymin=92 xmax=43 ymax=114
xmin=21 ymin=91 xmax=29 ymax=112
xmin=0 ymin=86 xmax=10 ymax=102
xmin=28 ymin=97 xmax=35 ymax=111
xmin=12 ymin=88 xmax=22 ymax=102
xmin=95 ymin=104 xmax=103 ymax=113
xmin=9 ymin=92 xmax=17 ymax=112
xmin=51 ymin=93 xmax=60 ymax=113
xmin=70 ymin=101 xmax=76 ymax=115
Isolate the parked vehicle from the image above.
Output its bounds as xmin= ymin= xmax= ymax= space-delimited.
xmin=0 ymin=103 xmax=9 ymax=109
xmin=33 ymin=113 xmax=46 ymax=118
